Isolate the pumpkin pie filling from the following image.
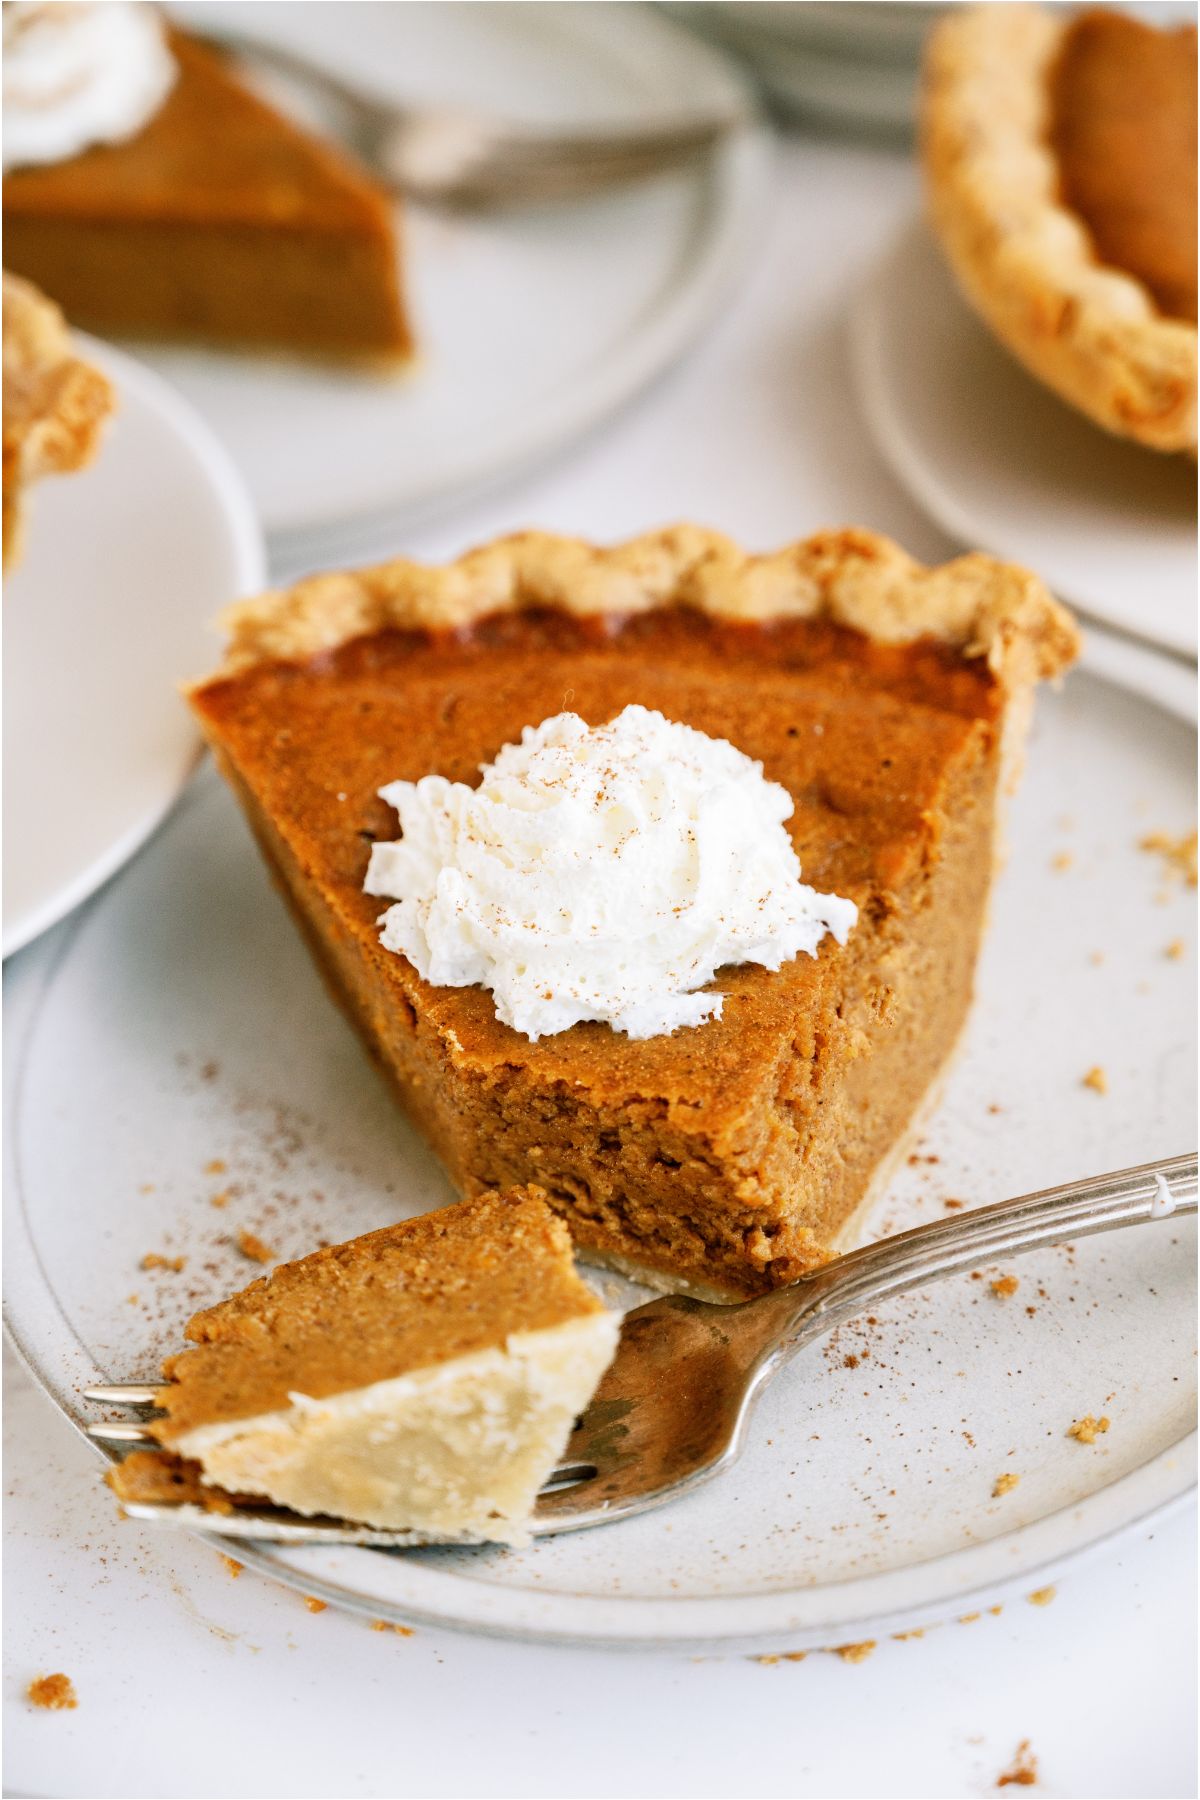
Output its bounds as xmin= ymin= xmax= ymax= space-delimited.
xmin=191 ymin=534 xmax=1076 ymax=1299
xmin=1049 ymin=9 xmax=1198 ymax=324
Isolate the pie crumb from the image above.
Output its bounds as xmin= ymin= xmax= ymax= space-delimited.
xmin=1027 ymin=1586 xmax=1056 ymax=1607
xmin=993 ymin=1472 xmax=1020 ymax=1497
xmin=944 ymin=1197 xmax=964 ymax=1210
xmin=235 ymin=1229 xmax=274 ymax=1263
xmin=303 ymin=1597 xmax=327 ymax=1613
xmin=220 ymin=1555 xmax=243 ymax=1578
xmin=140 ymin=1252 xmax=185 ymax=1272
xmin=1081 ymin=1066 xmax=1108 ymax=1095
xmin=210 ymin=1190 xmax=230 ymax=1209
xmin=1050 ymin=852 xmax=1073 ymax=872
xmin=783 ymin=1650 xmax=807 ymax=1661
xmin=393 ymin=1625 xmax=414 ymax=1637
xmin=990 ymin=1274 xmax=1019 ymax=1298
xmin=205 ymin=1159 xmax=227 ymax=1175
xmin=26 ymin=1673 xmax=76 ymax=1711
xmin=1138 ymin=829 xmax=1197 ymax=887
xmin=831 ymin=1640 xmax=876 ymax=1663
xmin=996 ymin=1738 xmax=1038 ymax=1787
xmin=754 ymin=1654 xmax=779 ymax=1665
xmin=892 ymin=1628 xmax=924 ymax=1641
xmin=958 ymin=1611 xmax=981 ymax=1624
xmin=1067 ymin=1414 xmax=1110 ymax=1445
xmin=1165 ymin=939 xmax=1186 ymax=960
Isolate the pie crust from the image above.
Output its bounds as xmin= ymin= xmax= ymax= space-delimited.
xmin=2 ymin=272 xmax=114 ymax=568
xmin=921 ymin=3 xmax=1197 ymax=453
xmin=211 ymin=523 xmax=1077 ymax=685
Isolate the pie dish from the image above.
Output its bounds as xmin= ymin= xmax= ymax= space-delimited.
xmin=922 ymin=4 xmax=1197 ymax=453
xmin=109 ymin=1187 xmax=617 ymax=1542
xmin=3 ymin=29 xmax=413 ymax=364
xmin=190 ymin=526 xmax=1079 ymax=1300
xmin=2 ymin=270 xmax=114 ymax=568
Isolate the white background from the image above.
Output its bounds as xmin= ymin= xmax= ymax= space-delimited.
xmin=4 ymin=125 xmax=1195 ymax=1800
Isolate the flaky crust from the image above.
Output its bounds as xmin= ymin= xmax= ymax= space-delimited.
xmin=203 ymin=525 xmax=1078 ymax=694
xmin=2 ymin=272 xmax=115 ymax=567
xmin=921 ymin=4 xmax=1197 ymax=454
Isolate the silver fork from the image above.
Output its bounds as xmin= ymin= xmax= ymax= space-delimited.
xmin=200 ymin=30 xmax=748 ymax=210
xmin=88 ymin=1153 xmax=1196 ymax=1547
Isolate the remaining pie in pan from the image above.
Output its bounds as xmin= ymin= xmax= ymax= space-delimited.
xmin=190 ymin=527 xmax=1078 ymax=1300
xmin=922 ymin=4 xmax=1197 ymax=452
xmin=3 ymin=27 xmax=413 ymax=365
xmin=110 ymin=1188 xmax=617 ymax=1542
xmin=2 ymin=271 xmax=114 ymax=568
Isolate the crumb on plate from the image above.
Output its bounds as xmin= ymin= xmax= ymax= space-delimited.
xmin=235 ymin=1229 xmax=274 ymax=1263
xmin=997 ymin=1737 xmax=1038 ymax=1787
xmin=26 ymin=1674 xmax=76 ymax=1711
xmin=1138 ymin=829 xmax=1197 ymax=886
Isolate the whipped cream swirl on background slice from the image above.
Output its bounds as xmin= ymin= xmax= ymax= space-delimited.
xmin=365 ymin=704 xmax=858 ymax=1042
xmin=3 ymin=2 xmax=176 ymax=173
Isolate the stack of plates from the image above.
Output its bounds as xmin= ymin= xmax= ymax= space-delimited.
xmin=663 ymin=2 xmax=950 ymax=133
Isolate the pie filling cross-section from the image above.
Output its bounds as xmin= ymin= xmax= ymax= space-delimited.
xmin=111 ymin=1188 xmax=617 ymax=1543
xmin=190 ymin=527 xmax=1079 ymax=1300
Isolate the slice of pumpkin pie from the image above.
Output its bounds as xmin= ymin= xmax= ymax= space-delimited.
xmin=112 ymin=1188 xmax=617 ymax=1543
xmin=189 ymin=527 xmax=1078 ymax=1299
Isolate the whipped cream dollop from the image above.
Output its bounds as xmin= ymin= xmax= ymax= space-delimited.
xmin=364 ymin=705 xmax=857 ymax=1042
xmin=2 ymin=2 xmax=176 ymax=174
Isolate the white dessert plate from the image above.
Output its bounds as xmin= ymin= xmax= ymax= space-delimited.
xmin=851 ymin=224 xmax=1198 ymax=659
xmin=5 ymin=662 xmax=1195 ymax=1653
xmin=2 ymin=336 xmax=265 ymax=960
xmin=151 ymin=1 xmax=770 ymax=573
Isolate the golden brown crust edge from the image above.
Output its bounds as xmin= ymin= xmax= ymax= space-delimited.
xmin=2 ymin=272 xmax=115 ymax=568
xmin=201 ymin=525 xmax=1079 ymax=693
xmin=920 ymin=3 xmax=1197 ymax=454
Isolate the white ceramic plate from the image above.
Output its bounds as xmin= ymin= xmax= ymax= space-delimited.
xmin=5 ymin=664 xmax=1195 ymax=1652
xmin=2 ymin=336 xmax=265 ymax=960
xmin=149 ymin=2 xmax=770 ymax=572
xmin=851 ymin=224 xmax=1198 ymax=659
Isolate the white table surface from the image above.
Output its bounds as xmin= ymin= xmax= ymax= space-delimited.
xmin=5 ymin=128 xmax=1196 ymax=1800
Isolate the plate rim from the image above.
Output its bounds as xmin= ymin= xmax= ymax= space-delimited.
xmin=5 ymin=653 xmax=1195 ymax=1650
xmin=1 ymin=335 xmax=267 ymax=960
xmin=849 ymin=219 xmax=1198 ymax=662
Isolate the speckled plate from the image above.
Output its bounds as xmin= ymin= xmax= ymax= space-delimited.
xmin=5 ymin=665 xmax=1196 ymax=1652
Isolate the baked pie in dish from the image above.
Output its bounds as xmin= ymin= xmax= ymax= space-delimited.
xmin=190 ymin=527 xmax=1078 ymax=1299
xmin=922 ymin=4 xmax=1197 ymax=452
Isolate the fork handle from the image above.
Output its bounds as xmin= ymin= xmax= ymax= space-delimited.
xmin=763 ymin=1152 xmax=1197 ymax=1354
